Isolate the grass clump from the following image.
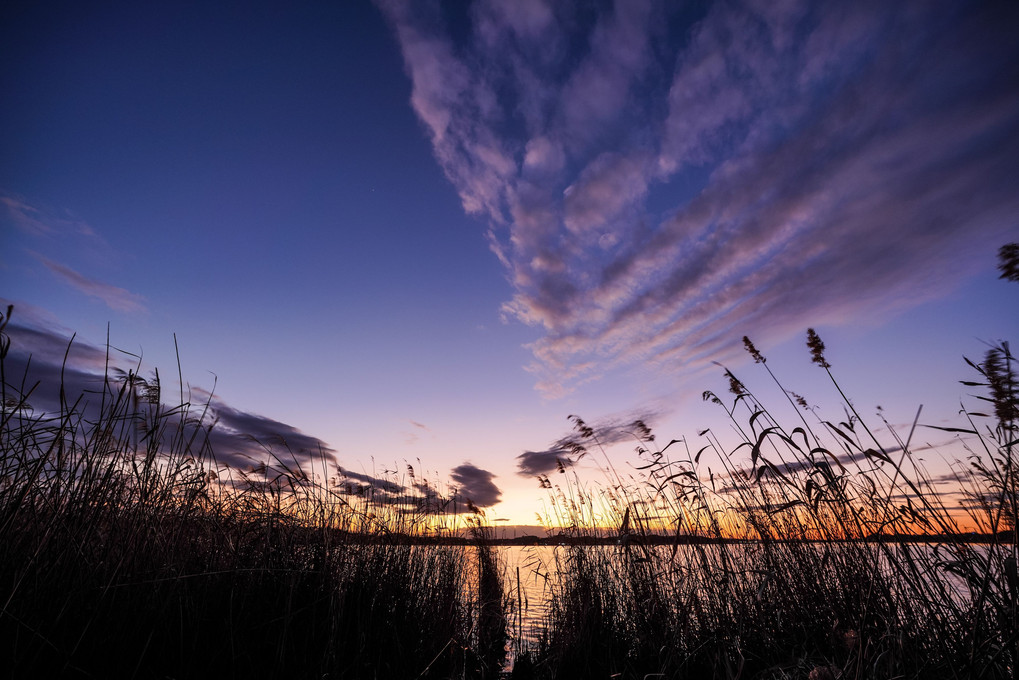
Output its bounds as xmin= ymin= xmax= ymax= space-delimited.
xmin=0 ymin=307 xmax=506 ymax=679
xmin=524 ymin=330 xmax=1017 ymax=679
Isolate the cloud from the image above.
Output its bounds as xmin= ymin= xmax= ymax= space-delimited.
xmin=517 ymin=411 xmax=660 ymax=476
xmin=33 ymin=254 xmax=147 ymax=314
xmin=403 ymin=419 xmax=430 ymax=444
xmin=1 ymin=331 xmax=110 ymax=417
xmin=1 ymin=194 xmax=95 ymax=237
xmin=379 ymin=0 xmax=1019 ymax=395
xmin=2 ymin=313 xmax=503 ymax=516
xmin=2 ymin=318 xmax=335 ymax=473
xmin=516 ymin=449 xmax=572 ymax=477
xmin=336 ymin=468 xmax=406 ymax=495
xmin=4 ymin=319 xmax=110 ymax=373
xmin=450 ymin=462 xmax=502 ymax=507
xmin=202 ymin=399 xmax=337 ymax=471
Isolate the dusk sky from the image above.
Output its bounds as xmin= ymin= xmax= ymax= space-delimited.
xmin=2 ymin=0 xmax=1017 ymax=527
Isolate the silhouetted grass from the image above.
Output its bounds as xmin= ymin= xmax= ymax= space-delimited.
xmin=522 ymin=331 xmax=1017 ymax=680
xmin=0 ymin=307 xmax=506 ymax=679
xmin=6 ymin=307 xmax=1016 ymax=680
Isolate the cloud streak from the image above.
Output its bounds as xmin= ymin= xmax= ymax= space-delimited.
xmin=33 ymin=254 xmax=147 ymax=314
xmin=2 ymin=194 xmax=95 ymax=238
xmin=2 ymin=319 xmax=335 ymax=473
xmin=517 ymin=411 xmax=660 ymax=477
xmin=379 ymin=0 xmax=1019 ymax=394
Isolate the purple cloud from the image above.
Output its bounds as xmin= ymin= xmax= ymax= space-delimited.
xmin=516 ymin=449 xmax=573 ymax=478
xmin=2 ymin=194 xmax=95 ymax=237
xmin=33 ymin=254 xmax=147 ymax=314
xmin=336 ymin=468 xmax=406 ymax=495
xmin=379 ymin=0 xmax=1019 ymax=395
xmin=4 ymin=316 xmax=110 ymax=374
xmin=450 ymin=462 xmax=502 ymax=507
xmin=2 ymin=316 xmax=335 ymax=473
xmin=200 ymin=399 xmax=337 ymax=471
xmin=517 ymin=411 xmax=661 ymax=476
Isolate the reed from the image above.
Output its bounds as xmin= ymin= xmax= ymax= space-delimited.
xmin=0 ymin=307 xmax=506 ymax=679
xmin=525 ymin=330 xmax=1017 ymax=679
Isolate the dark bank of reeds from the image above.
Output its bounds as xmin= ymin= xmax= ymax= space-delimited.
xmin=523 ymin=331 xmax=1017 ymax=680
xmin=0 ymin=308 xmax=506 ymax=679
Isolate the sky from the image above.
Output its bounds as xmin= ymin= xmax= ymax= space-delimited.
xmin=2 ymin=0 xmax=1017 ymax=530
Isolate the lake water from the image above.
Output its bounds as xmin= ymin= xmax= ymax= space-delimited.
xmin=499 ymin=546 xmax=557 ymax=653
xmin=495 ymin=540 xmax=985 ymax=667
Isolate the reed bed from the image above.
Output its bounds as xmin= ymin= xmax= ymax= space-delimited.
xmin=0 ymin=307 xmax=506 ymax=679
xmin=522 ymin=331 xmax=1017 ymax=680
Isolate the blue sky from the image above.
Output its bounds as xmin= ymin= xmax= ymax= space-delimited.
xmin=2 ymin=0 xmax=1017 ymax=527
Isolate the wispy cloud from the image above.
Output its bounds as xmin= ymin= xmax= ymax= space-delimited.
xmin=4 ymin=316 xmax=110 ymax=372
xmin=2 ymin=194 xmax=95 ymax=237
xmin=202 ymin=399 xmax=337 ymax=471
xmin=3 ymin=321 xmax=335 ymax=473
xmin=337 ymin=468 xmax=406 ymax=494
xmin=379 ymin=0 xmax=1019 ymax=395
xmin=517 ymin=410 xmax=660 ymax=477
xmin=33 ymin=253 xmax=147 ymax=314
xmin=404 ymin=419 xmax=431 ymax=445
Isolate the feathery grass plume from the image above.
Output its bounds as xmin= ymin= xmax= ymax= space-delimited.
xmin=806 ymin=328 xmax=831 ymax=368
xmin=982 ymin=345 xmax=1018 ymax=431
xmin=999 ymin=242 xmax=1019 ymax=282
xmin=631 ymin=419 xmax=653 ymax=443
xmin=743 ymin=335 xmax=766 ymax=363
xmin=726 ymin=370 xmax=746 ymax=397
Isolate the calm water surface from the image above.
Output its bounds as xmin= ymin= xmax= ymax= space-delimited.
xmin=499 ymin=546 xmax=557 ymax=651
xmin=496 ymin=541 xmax=981 ymax=660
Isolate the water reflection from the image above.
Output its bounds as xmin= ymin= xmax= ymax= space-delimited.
xmin=498 ymin=541 xmax=980 ymax=662
xmin=500 ymin=546 xmax=557 ymax=652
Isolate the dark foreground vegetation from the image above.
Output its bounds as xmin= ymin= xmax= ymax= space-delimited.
xmin=0 ymin=307 xmax=506 ymax=679
xmin=517 ymin=329 xmax=1017 ymax=680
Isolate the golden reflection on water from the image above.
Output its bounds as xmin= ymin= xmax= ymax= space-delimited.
xmin=497 ymin=541 xmax=980 ymax=659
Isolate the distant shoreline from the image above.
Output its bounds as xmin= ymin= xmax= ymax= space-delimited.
xmin=360 ymin=530 xmax=1014 ymax=547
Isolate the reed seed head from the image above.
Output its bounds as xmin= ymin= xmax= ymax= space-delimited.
xmin=743 ymin=336 xmax=766 ymax=363
xmin=983 ymin=346 xmax=1018 ymax=427
xmin=806 ymin=328 xmax=830 ymax=368
xmin=999 ymin=242 xmax=1019 ymax=282
xmin=727 ymin=372 xmax=746 ymax=397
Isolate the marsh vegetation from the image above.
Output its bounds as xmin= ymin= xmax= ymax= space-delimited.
xmin=2 ymin=301 xmax=1016 ymax=679
xmin=516 ymin=331 xmax=1017 ymax=679
xmin=0 ymin=306 xmax=506 ymax=679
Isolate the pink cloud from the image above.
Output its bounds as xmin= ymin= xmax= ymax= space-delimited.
xmin=563 ymin=152 xmax=649 ymax=236
xmin=2 ymin=195 xmax=94 ymax=238
xmin=34 ymin=254 xmax=147 ymax=314
xmin=378 ymin=0 xmax=1019 ymax=396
